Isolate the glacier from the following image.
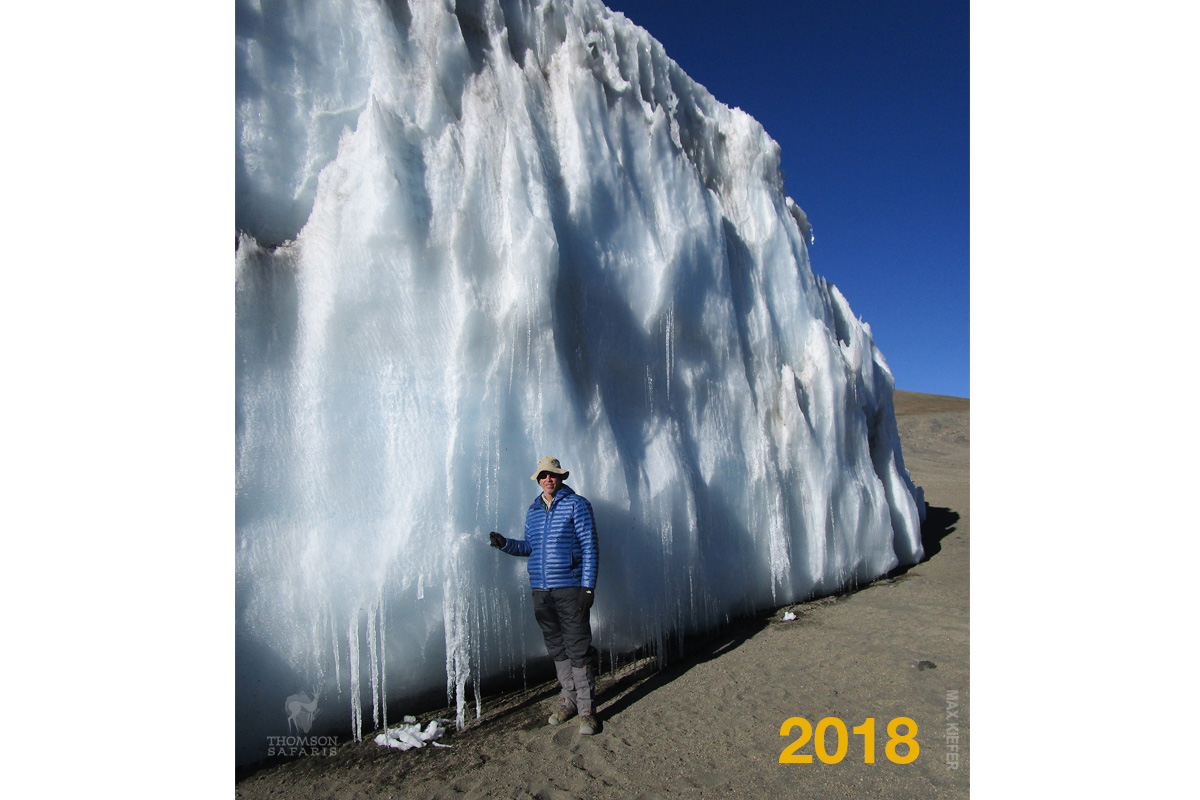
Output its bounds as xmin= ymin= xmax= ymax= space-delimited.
xmin=236 ymin=0 xmax=924 ymax=764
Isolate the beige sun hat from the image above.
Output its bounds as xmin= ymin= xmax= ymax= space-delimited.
xmin=530 ymin=456 xmax=570 ymax=481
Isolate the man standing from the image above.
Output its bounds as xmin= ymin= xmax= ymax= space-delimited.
xmin=489 ymin=456 xmax=600 ymax=734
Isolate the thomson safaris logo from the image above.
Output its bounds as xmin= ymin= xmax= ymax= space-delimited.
xmin=284 ymin=685 xmax=321 ymax=734
xmin=268 ymin=684 xmax=338 ymax=757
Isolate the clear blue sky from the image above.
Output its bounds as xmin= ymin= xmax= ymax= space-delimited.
xmin=602 ymin=1 xmax=970 ymax=398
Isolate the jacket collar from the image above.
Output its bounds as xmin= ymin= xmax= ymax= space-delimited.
xmin=532 ymin=483 xmax=575 ymax=509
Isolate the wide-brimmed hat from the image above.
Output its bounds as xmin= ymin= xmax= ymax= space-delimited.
xmin=531 ymin=456 xmax=569 ymax=481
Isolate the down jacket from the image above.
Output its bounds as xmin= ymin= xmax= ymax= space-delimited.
xmin=500 ymin=484 xmax=598 ymax=589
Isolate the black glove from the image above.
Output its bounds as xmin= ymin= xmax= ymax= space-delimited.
xmin=489 ymin=531 xmax=506 ymax=549
xmin=579 ymin=587 xmax=595 ymax=612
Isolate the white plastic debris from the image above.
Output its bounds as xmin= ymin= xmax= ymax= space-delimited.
xmin=783 ymin=612 xmax=797 ymax=621
xmin=374 ymin=718 xmax=453 ymax=751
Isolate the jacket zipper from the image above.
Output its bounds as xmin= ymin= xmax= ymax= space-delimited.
xmin=540 ymin=496 xmax=555 ymax=590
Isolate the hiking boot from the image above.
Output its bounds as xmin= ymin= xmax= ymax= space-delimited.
xmin=578 ymin=712 xmax=598 ymax=735
xmin=548 ymin=699 xmax=576 ymax=726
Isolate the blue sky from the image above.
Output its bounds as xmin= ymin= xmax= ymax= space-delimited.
xmin=602 ymin=1 xmax=970 ymax=397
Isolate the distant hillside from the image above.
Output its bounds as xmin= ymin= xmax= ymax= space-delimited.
xmin=893 ymin=390 xmax=970 ymax=415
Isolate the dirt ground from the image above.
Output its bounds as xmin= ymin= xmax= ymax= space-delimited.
xmin=235 ymin=389 xmax=970 ymax=799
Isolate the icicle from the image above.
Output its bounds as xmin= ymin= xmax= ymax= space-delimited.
xmin=472 ymin=587 xmax=483 ymax=722
xmin=367 ymin=599 xmax=380 ymax=731
xmin=349 ymin=613 xmax=362 ymax=741
xmin=329 ymin=602 xmax=341 ymax=698
xmin=443 ymin=576 xmax=471 ymax=730
xmin=665 ymin=301 xmax=674 ymax=403
xmin=379 ymin=597 xmax=388 ymax=735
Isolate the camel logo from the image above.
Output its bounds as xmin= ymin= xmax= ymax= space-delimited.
xmin=284 ymin=685 xmax=322 ymax=734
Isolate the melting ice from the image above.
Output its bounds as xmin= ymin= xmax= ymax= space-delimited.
xmin=235 ymin=0 xmax=924 ymax=764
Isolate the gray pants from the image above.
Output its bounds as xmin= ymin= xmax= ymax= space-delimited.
xmin=532 ymin=588 xmax=597 ymax=668
xmin=533 ymin=588 xmax=597 ymax=714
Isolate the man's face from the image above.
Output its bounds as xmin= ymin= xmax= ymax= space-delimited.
xmin=539 ymin=471 xmax=562 ymax=496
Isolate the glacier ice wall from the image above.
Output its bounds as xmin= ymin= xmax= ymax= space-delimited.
xmin=236 ymin=0 xmax=924 ymax=763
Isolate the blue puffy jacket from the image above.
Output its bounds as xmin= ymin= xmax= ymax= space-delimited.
xmin=500 ymin=485 xmax=598 ymax=589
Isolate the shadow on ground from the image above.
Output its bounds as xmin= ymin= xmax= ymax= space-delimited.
xmin=920 ymin=505 xmax=959 ymax=562
xmin=886 ymin=504 xmax=958 ymax=580
xmin=595 ymin=615 xmax=769 ymax=721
